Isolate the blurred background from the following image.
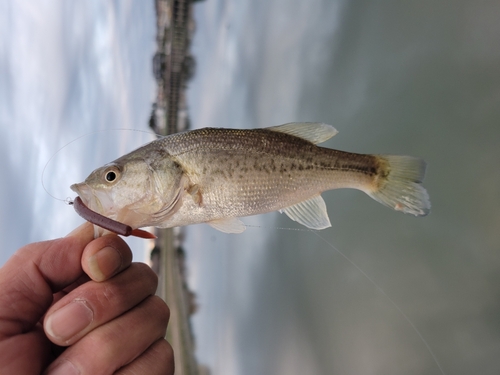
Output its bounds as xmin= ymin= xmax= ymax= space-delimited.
xmin=2 ymin=1 xmax=500 ymax=374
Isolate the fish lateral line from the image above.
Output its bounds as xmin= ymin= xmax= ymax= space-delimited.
xmin=71 ymin=196 xmax=156 ymax=239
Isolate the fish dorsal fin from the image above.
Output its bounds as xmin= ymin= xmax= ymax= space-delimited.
xmin=267 ymin=122 xmax=338 ymax=144
xmin=280 ymin=195 xmax=332 ymax=230
xmin=208 ymin=217 xmax=246 ymax=233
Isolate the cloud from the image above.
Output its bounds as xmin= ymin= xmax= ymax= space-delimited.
xmin=1 ymin=0 xmax=156 ymax=264
xmin=188 ymin=0 xmax=344 ymax=132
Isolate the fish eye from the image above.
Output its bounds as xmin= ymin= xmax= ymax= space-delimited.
xmin=106 ymin=171 xmax=116 ymax=181
xmin=103 ymin=165 xmax=121 ymax=184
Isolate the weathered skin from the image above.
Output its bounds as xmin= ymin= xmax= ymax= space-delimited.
xmin=71 ymin=123 xmax=430 ymax=234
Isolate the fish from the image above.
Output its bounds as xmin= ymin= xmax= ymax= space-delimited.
xmin=70 ymin=123 xmax=430 ymax=234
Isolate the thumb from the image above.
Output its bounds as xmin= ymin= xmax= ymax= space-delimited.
xmin=0 ymin=223 xmax=94 ymax=336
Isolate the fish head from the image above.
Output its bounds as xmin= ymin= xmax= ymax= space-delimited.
xmin=71 ymin=153 xmax=186 ymax=229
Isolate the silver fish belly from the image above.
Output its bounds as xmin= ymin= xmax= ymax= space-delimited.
xmin=71 ymin=123 xmax=430 ymax=233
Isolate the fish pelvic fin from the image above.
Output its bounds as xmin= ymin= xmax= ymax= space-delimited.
xmin=368 ymin=155 xmax=431 ymax=216
xmin=268 ymin=122 xmax=338 ymax=144
xmin=281 ymin=195 xmax=332 ymax=230
xmin=208 ymin=217 xmax=246 ymax=233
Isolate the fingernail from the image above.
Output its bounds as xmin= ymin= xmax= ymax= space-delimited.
xmin=45 ymin=359 xmax=80 ymax=375
xmin=45 ymin=300 xmax=93 ymax=341
xmin=88 ymin=246 xmax=122 ymax=281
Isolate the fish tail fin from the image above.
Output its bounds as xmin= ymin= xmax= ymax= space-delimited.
xmin=367 ymin=155 xmax=431 ymax=216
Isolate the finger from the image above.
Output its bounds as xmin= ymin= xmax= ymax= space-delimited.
xmin=39 ymin=274 xmax=91 ymax=325
xmin=44 ymin=262 xmax=158 ymax=346
xmin=44 ymin=296 xmax=170 ymax=375
xmin=42 ymin=232 xmax=131 ymax=323
xmin=0 ymin=222 xmax=94 ymax=337
xmin=81 ymin=234 xmax=133 ymax=282
xmin=115 ymin=338 xmax=174 ymax=375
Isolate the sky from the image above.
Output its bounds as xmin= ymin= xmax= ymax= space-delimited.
xmin=2 ymin=1 xmax=500 ymax=375
xmin=0 ymin=0 xmax=157 ymax=264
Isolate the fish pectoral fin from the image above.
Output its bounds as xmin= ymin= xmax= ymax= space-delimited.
xmin=281 ymin=195 xmax=331 ymax=230
xmin=207 ymin=217 xmax=246 ymax=233
xmin=187 ymin=184 xmax=203 ymax=206
xmin=267 ymin=122 xmax=338 ymax=144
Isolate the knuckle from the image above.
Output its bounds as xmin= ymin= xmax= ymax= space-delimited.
xmin=131 ymin=262 xmax=158 ymax=292
xmin=148 ymin=295 xmax=170 ymax=323
xmin=154 ymin=339 xmax=175 ymax=374
xmin=96 ymin=283 xmax=119 ymax=307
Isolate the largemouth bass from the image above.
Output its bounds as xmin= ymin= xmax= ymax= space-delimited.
xmin=71 ymin=123 xmax=430 ymax=234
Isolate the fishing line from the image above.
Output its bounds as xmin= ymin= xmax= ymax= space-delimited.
xmin=245 ymin=223 xmax=446 ymax=375
xmin=41 ymin=128 xmax=159 ymax=202
xmin=244 ymin=224 xmax=308 ymax=232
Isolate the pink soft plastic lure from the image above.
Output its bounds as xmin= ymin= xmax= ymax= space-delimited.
xmin=72 ymin=196 xmax=156 ymax=239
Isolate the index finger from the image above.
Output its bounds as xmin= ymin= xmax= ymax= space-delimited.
xmin=0 ymin=222 xmax=94 ymax=336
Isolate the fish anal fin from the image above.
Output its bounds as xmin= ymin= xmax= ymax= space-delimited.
xmin=267 ymin=122 xmax=338 ymax=144
xmin=208 ymin=217 xmax=246 ymax=233
xmin=282 ymin=195 xmax=331 ymax=230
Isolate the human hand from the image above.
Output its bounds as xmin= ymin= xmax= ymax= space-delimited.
xmin=0 ymin=223 xmax=174 ymax=375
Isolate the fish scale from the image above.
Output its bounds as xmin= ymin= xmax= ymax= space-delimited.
xmin=71 ymin=123 xmax=430 ymax=234
xmin=166 ymin=130 xmax=373 ymax=213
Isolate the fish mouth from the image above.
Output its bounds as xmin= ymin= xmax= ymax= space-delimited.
xmin=70 ymin=182 xmax=104 ymax=214
xmin=70 ymin=182 xmax=119 ymax=221
xmin=71 ymin=182 xmax=93 ymax=204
